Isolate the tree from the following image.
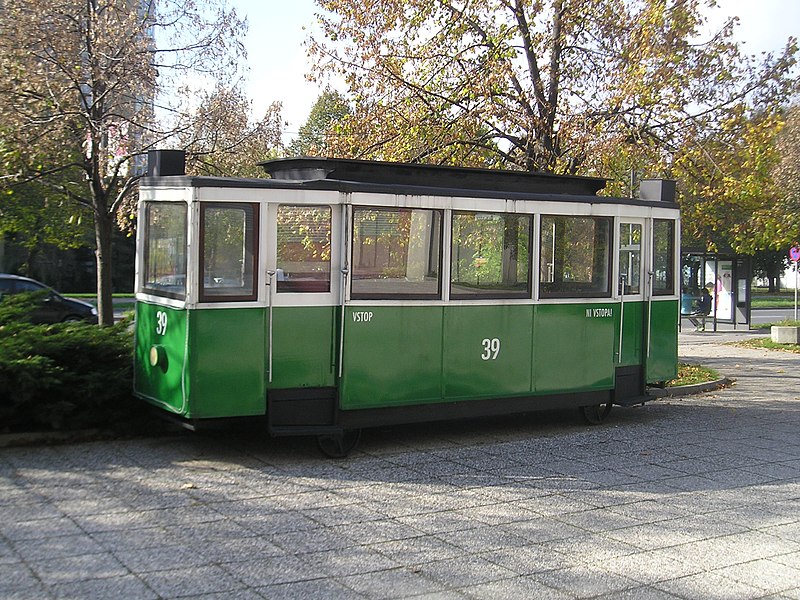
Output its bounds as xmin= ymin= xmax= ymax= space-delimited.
xmin=675 ymin=109 xmax=785 ymax=254
xmin=309 ymin=0 xmax=797 ymax=174
xmin=753 ymin=249 xmax=789 ymax=292
xmin=770 ymin=105 xmax=800 ymax=249
xmin=179 ymin=87 xmax=285 ymax=178
xmin=0 ymin=0 xmax=247 ymax=324
xmin=0 ymin=139 xmax=91 ymax=274
xmin=287 ymin=88 xmax=351 ymax=157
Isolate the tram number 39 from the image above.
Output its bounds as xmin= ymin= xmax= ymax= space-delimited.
xmin=155 ymin=310 xmax=168 ymax=336
xmin=481 ymin=338 xmax=501 ymax=361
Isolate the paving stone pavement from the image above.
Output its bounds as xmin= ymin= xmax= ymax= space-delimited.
xmin=2 ymin=331 xmax=800 ymax=599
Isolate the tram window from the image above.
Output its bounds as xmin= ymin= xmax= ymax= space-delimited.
xmin=619 ymin=222 xmax=642 ymax=295
xmin=351 ymin=207 xmax=442 ymax=299
xmin=653 ymin=219 xmax=676 ymax=295
xmin=199 ymin=203 xmax=259 ymax=302
xmin=277 ymin=205 xmax=331 ymax=293
xmin=539 ymin=215 xmax=612 ymax=298
xmin=450 ymin=212 xmax=531 ymax=298
xmin=142 ymin=202 xmax=187 ymax=300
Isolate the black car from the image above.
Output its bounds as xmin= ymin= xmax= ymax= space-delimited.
xmin=0 ymin=274 xmax=98 ymax=324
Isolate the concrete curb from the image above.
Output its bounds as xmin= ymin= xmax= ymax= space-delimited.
xmin=649 ymin=377 xmax=734 ymax=398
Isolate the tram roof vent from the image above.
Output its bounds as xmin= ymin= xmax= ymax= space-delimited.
xmin=639 ymin=179 xmax=676 ymax=203
xmin=147 ymin=150 xmax=186 ymax=177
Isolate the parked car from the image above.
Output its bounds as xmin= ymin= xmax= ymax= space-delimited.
xmin=0 ymin=274 xmax=98 ymax=324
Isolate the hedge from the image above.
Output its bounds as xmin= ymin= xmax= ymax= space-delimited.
xmin=0 ymin=293 xmax=147 ymax=433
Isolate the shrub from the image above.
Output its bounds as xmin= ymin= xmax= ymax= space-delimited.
xmin=0 ymin=293 xmax=143 ymax=432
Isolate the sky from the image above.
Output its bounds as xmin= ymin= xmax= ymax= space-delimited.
xmin=228 ymin=0 xmax=800 ymax=141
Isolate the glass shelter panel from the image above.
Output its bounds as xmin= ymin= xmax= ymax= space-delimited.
xmin=200 ymin=203 xmax=259 ymax=302
xmin=351 ymin=207 xmax=442 ymax=299
xmin=539 ymin=216 xmax=612 ymax=298
xmin=450 ymin=212 xmax=531 ymax=298
xmin=619 ymin=223 xmax=642 ymax=295
xmin=277 ymin=206 xmax=332 ymax=293
xmin=653 ymin=219 xmax=675 ymax=296
xmin=143 ymin=202 xmax=188 ymax=299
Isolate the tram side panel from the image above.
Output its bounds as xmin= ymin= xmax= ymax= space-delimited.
xmin=338 ymin=301 xmax=618 ymax=412
xmin=134 ymin=302 xmax=190 ymax=416
xmin=646 ymin=299 xmax=679 ymax=383
xmin=187 ymin=307 xmax=267 ymax=418
xmin=618 ymin=301 xmax=645 ymax=367
xmin=441 ymin=304 xmax=533 ymax=400
xmin=270 ymin=306 xmax=338 ymax=389
xmin=532 ymin=303 xmax=616 ymax=394
xmin=339 ymin=305 xmax=444 ymax=409
xmin=135 ymin=303 xmax=268 ymax=419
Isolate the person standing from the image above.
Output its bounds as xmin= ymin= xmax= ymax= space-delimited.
xmin=697 ymin=284 xmax=713 ymax=331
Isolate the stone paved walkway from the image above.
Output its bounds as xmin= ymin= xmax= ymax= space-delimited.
xmin=2 ymin=332 xmax=800 ymax=599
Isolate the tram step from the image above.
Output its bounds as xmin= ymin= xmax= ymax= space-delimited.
xmin=268 ymin=387 xmax=337 ymax=428
xmin=616 ymin=393 xmax=660 ymax=407
xmin=269 ymin=425 xmax=344 ymax=438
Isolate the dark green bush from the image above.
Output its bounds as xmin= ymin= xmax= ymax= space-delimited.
xmin=0 ymin=293 xmax=145 ymax=432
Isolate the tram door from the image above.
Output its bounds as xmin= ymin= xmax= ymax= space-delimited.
xmin=616 ymin=220 xmax=647 ymax=398
xmin=266 ymin=203 xmax=340 ymax=428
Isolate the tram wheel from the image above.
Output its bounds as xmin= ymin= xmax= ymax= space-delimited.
xmin=317 ymin=429 xmax=362 ymax=458
xmin=580 ymin=402 xmax=613 ymax=425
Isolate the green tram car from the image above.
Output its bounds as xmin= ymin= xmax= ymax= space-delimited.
xmin=134 ymin=152 xmax=679 ymax=455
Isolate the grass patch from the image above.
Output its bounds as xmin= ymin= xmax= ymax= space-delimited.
xmin=750 ymin=319 xmax=800 ymax=330
xmin=732 ymin=337 xmax=800 ymax=354
xmin=751 ymin=290 xmax=799 ymax=309
xmin=751 ymin=297 xmax=798 ymax=308
xmin=666 ymin=363 xmax=721 ymax=387
xmin=774 ymin=319 xmax=800 ymax=326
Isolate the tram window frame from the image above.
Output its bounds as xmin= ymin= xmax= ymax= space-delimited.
xmin=276 ymin=205 xmax=332 ymax=293
xmin=652 ymin=219 xmax=676 ymax=296
xmin=142 ymin=202 xmax=188 ymax=300
xmin=539 ymin=215 xmax=613 ymax=299
xmin=450 ymin=211 xmax=532 ymax=299
xmin=618 ymin=222 xmax=642 ymax=295
xmin=198 ymin=202 xmax=259 ymax=303
xmin=350 ymin=206 xmax=443 ymax=300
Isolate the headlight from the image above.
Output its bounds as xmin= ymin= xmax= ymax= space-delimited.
xmin=91 ymin=307 xmax=98 ymax=316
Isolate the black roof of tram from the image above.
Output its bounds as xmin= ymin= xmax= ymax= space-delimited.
xmin=259 ymin=157 xmax=607 ymax=197
xmin=140 ymin=154 xmax=678 ymax=208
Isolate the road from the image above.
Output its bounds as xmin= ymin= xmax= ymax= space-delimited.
xmin=681 ymin=308 xmax=797 ymax=328
xmin=751 ymin=307 xmax=799 ymax=325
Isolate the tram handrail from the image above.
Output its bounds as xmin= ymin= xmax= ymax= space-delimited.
xmin=267 ymin=270 xmax=276 ymax=383
xmin=618 ymin=274 xmax=626 ymax=364
xmin=646 ymin=270 xmax=654 ymax=358
xmin=338 ymin=205 xmax=350 ymax=379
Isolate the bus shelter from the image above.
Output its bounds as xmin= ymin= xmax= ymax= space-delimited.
xmin=681 ymin=251 xmax=751 ymax=331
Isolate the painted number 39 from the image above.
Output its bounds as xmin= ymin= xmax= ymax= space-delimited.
xmin=155 ymin=310 xmax=168 ymax=336
xmin=481 ymin=338 xmax=501 ymax=361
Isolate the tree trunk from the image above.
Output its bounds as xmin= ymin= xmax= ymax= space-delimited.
xmin=94 ymin=210 xmax=114 ymax=326
xmin=767 ymin=262 xmax=780 ymax=293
